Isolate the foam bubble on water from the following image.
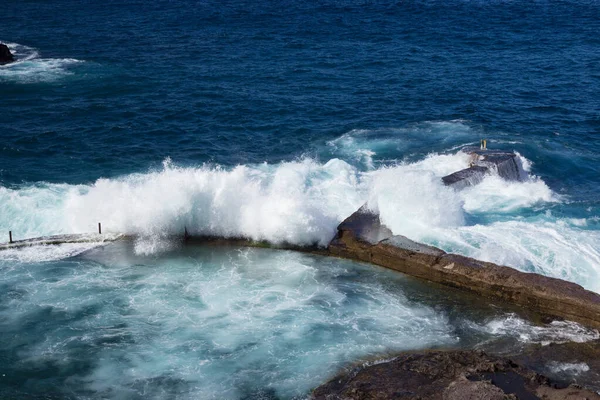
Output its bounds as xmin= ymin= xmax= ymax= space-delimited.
xmin=0 ymin=183 xmax=81 ymax=239
xmin=0 ymin=42 xmax=83 ymax=83
xmin=547 ymin=361 xmax=590 ymax=375
xmin=61 ymin=158 xmax=365 ymax=249
xmin=325 ymin=122 xmax=475 ymax=170
xmin=470 ymin=314 xmax=600 ymax=344
xmin=430 ymin=220 xmax=600 ymax=292
xmin=367 ymin=161 xmax=466 ymax=238
xmin=461 ymin=175 xmax=558 ymax=213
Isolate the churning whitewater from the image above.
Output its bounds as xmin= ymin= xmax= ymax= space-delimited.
xmin=1 ymin=133 xmax=599 ymax=292
xmin=1 ymin=243 xmax=598 ymax=400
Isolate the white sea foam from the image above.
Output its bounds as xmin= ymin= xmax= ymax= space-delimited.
xmin=1 ymin=247 xmax=457 ymax=399
xmin=1 ymin=135 xmax=599 ymax=292
xmin=470 ymin=314 xmax=600 ymax=344
xmin=0 ymin=242 xmax=104 ymax=263
xmin=0 ymin=42 xmax=82 ymax=83
xmin=547 ymin=361 xmax=590 ymax=375
xmin=367 ymin=162 xmax=467 ymax=237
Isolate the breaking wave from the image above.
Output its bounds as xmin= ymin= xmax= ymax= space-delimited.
xmin=1 ymin=126 xmax=599 ymax=291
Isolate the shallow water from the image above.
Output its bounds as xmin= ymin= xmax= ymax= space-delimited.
xmin=1 ymin=242 xmax=595 ymax=399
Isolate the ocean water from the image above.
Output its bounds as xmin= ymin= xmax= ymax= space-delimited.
xmin=2 ymin=0 xmax=600 ymax=398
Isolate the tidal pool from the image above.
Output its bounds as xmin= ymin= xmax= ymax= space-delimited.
xmin=0 ymin=242 xmax=596 ymax=399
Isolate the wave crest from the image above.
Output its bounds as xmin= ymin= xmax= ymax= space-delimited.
xmin=1 ymin=149 xmax=599 ymax=292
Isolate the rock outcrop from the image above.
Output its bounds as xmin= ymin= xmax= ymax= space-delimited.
xmin=0 ymin=43 xmax=15 ymax=64
xmin=442 ymin=148 xmax=524 ymax=189
xmin=328 ymin=206 xmax=600 ymax=330
xmin=312 ymin=350 xmax=600 ymax=400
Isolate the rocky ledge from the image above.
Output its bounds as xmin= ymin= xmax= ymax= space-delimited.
xmin=328 ymin=206 xmax=600 ymax=330
xmin=0 ymin=43 xmax=15 ymax=64
xmin=312 ymin=349 xmax=600 ymax=400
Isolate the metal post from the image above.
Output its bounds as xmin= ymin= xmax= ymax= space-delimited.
xmin=98 ymin=223 xmax=102 ymax=234
xmin=9 ymin=231 xmax=12 ymax=244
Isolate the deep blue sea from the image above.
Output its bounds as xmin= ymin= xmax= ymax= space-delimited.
xmin=1 ymin=0 xmax=600 ymax=398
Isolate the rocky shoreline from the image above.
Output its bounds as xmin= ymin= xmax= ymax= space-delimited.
xmin=312 ymin=346 xmax=600 ymax=399
xmin=3 ymin=206 xmax=600 ymax=329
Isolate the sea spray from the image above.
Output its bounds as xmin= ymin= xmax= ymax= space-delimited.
xmin=1 ymin=152 xmax=599 ymax=292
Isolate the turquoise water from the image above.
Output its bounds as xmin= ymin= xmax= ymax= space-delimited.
xmin=2 ymin=0 xmax=600 ymax=398
xmin=2 ymin=243 xmax=597 ymax=399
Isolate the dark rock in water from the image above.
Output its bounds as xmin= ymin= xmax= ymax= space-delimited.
xmin=312 ymin=350 xmax=600 ymax=400
xmin=442 ymin=165 xmax=489 ymax=190
xmin=333 ymin=204 xmax=393 ymax=245
xmin=442 ymin=148 xmax=525 ymax=189
xmin=512 ymin=339 xmax=600 ymax=394
xmin=0 ymin=43 xmax=15 ymax=64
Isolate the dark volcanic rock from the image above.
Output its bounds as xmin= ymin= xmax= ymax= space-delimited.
xmin=0 ymin=43 xmax=15 ymax=64
xmin=333 ymin=205 xmax=393 ymax=245
xmin=312 ymin=350 xmax=600 ymax=400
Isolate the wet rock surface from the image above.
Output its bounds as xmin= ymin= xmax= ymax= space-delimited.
xmin=442 ymin=148 xmax=524 ymax=189
xmin=312 ymin=349 xmax=600 ymax=400
xmin=512 ymin=340 xmax=600 ymax=394
xmin=0 ymin=43 xmax=15 ymax=64
xmin=329 ymin=207 xmax=600 ymax=330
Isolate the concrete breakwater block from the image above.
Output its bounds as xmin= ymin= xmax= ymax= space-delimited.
xmin=443 ymin=148 xmax=524 ymax=189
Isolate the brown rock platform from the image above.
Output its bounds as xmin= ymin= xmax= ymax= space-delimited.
xmin=328 ymin=206 xmax=600 ymax=330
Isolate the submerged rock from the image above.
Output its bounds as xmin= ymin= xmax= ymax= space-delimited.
xmin=0 ymin=43 xmax=15 ymax=64
xmin=312 ymin=350 xmax=600 ymax=400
